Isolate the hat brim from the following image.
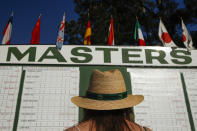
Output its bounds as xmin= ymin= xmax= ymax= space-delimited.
xmin=71 ymin=95 xmax=144 ymax=110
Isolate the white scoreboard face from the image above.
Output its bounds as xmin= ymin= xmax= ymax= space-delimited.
xmin=0 ymin=66 xmax=196 ymax=131
xmin=0 ymin=66 xmax=79 ymax=131
xmin=0 ymin=66 xmax=22 ymax=131
xmin=128 ymin=68 xmax=197 ymax=131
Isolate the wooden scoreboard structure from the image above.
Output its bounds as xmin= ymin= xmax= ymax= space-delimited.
xmin=0 ymin=45 xmax=197 ymax=131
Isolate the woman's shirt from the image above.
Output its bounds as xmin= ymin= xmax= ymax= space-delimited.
xmin=65 ymin=119 xmax=152 ymax=131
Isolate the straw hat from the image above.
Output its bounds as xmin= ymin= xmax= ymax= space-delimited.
xmin=71 ymin=69 xmax=144 ymax=110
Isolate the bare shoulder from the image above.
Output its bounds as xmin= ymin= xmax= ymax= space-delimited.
xmin=132 ymin=121 xmax=152 ymax=131
xmin=125 ymin=120 xmax=152 ymax=131
xmin=64 ymin=120 xmax=94 ymax=131
xmin=64 ymin=126 xmax=77 ymax=131
xmin=143 ymin=127 xmax=152 ymax=131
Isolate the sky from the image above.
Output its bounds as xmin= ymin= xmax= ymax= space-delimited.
xmin=0 ymin=0 xmax=78 ymax=44
xmin=0 ymin=0 xmax=194 ymax=45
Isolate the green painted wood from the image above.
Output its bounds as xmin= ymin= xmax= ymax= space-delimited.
xmin=13 ymin=70 xmax=26 ymax=131
xmin=181 ymin=73 xmax=195 ymax=131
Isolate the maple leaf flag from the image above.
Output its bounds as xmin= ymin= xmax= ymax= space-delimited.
xmin=30 ymin=15 xmax=41 ymax=44
xmin=181 ymin=18 xmax=194 ymax=50
xmin=108 ymin=16 xmax=114 ymax=46
xmin=134 ymin=19 xmax=146 ymax=46
xmin=158 ymin=19 xmax=177 ymax=47
xmin=2 ymin=12 xmax=13 ymax=44
xmin=84 ymin=20 xmax=92 ymax=45
xmin=56 ymin=13 xmax=66 ymax=50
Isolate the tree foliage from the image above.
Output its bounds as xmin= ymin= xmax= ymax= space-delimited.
xmin=65 ymin=0 xmax=197 ymax=47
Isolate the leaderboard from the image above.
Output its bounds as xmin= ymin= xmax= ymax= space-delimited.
xmin=0 ymin=67 xmax=22 ymax=130
xmin=128 ymin=68 xmax=194 ymax=131
xmin=1 ymin=66 xmax=197 ymax=131
xmin=18 ymin=67 xmax=79 ymax=131
xmin=183 ymin=71 xmax=197 ymax=130
xmin=0 ymin=66 xmax=80 ymax=131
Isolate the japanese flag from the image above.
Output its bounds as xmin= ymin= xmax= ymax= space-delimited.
xmin=158 ymin=19 xmax=177 ymax=47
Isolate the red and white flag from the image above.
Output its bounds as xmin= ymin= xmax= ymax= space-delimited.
xmin=134 ymin=19 xmax=146 ymax=46
xmin=108 ymin=16 xmax=114 ymax=46
xmin=181 ymin=18 xmax=194 ymax=50
xmin=30 ymin=15 xmax=41 ymax=44
xmin=56 ymin=13 xmax=66 ymax=50
xmin=158 ymin=19 xmax=177 ymax=47
xmin=2 ymin=12 xmax=13 ymax=44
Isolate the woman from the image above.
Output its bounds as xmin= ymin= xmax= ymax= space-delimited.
xmin=65 ymin=69 xmax=152 ymax=131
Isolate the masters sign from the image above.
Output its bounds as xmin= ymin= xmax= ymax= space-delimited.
xmin=0 ymin=45 xmax=197 ymax=67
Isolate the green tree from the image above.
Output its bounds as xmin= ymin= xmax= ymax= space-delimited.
xmin=183 ymin=0 xmax=197 ymax=47
xmin=65 ymin=0 xmax=197 ymax=47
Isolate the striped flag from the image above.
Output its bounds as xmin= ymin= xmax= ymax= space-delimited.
xmin=134 ymin=19 xmax=146 ymax=46
xmin=56 ymin=13 xmax=66 ymax=50
xmin=83 ymin=20 xmax=92 ymax=45
xmin=30 ymin=15 xmax=41 ymax=44
xmin=158 ymin=19 xmax=177 ymax=47
xmin=2 ymin=12 xmax=13 ymax=44
xmin=181 ymin=18 xmax=194 ymax=50
xmin=108 ymin=16 xmax=114 ymax=46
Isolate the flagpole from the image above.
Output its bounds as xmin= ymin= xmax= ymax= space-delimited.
xmin=83 ymin=9 xmax=92 ymax=45
xmin=11 ymin=11 xmax=14 ymax=16
xmin=112 ymin=14 xmax=114 ymax=46
xmin=88 ymin=9 xmax=91 ymax=45
xmin=158 ymin=17 xmax=165 ymax=47
xmin=88 ymin=8 xmax=90 ymax=18
xmin=134 ymin=16 xmax=138 ymax=45
xmin=136 ymin=16 xmax=138 ymax=20
xmin=180 ymin=16 xmax=194 ymax=51
xmin=109 ymin=14 xmax=114 ymax=46
xmin=2 ymin=11 xmax=14 ymax=44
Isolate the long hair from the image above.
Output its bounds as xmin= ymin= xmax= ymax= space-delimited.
xmin=81 ymin=108 xmax=134 ymax=131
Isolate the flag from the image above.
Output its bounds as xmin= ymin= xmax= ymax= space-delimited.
xmin=2 ymin=12 xmax=13 ymax=44
xmin=181 ymin=18 xmax=194 ymax=50
xmin=83 ymin=20 xmax=91 ymax=45
xmin=108 ymin=16 xmax=114 ymax=46
xmin=134 ymin=19 xmax=146 ymax=46
xmin=56 ymin=13 xmax=66 ymax=50
xmin=158 ymin=19 xmax=177 ymax=47
xmin=30 ymin=15 xmax=41 ymax=44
